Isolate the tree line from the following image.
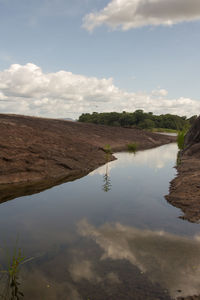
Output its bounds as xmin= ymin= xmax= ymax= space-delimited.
xmin=78 ymin=110 xmax=197 ymax=131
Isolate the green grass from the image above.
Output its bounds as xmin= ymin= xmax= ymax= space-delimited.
xmin=103 ymin=144 xmax=112 ymax=154
xmin=176 ymin=151 xmax=182 ymax=166
xmin=127 ymin=143 xmax=138 ymax=153
xmin=0 ymin=242 xmax=33 ymax=300
xmin=177 ymin=131 xmax=186 ymax=150
xmin=150 ymin=128 xmax=178 ymax=133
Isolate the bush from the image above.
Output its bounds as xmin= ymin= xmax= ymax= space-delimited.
xmin=127 ymin=143 xmax=138 ymax=153
xmin=177 ymin=131 xmax=185 ymax=150
xmin=103 ymin=144 xmax=112 ymax=154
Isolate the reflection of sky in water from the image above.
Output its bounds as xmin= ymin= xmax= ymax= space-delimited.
xmin=90 ymin=143 xmax=178 ymax=175
xmin=78 ymin=220 xmax=200 ymax=299
xmin=0 ymin=143 xmax=200 ymax=299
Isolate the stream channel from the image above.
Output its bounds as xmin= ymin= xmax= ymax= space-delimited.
xmin=0 ymin=143 xmax=200 ymax=300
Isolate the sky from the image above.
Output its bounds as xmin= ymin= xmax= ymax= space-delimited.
xmin=0 ymin=0 xmax=200 ymax=118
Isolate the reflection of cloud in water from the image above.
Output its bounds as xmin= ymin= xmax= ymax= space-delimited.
xmin=116 ymin=143 xmax=178 ymax=170
xmin=89 ymin=162 xmax=114 ymax=176
xmin=21 ymin=255 xmax=122 ymax=300
xmin=90 ymin=143 xmax=178 ymax=176
xmin=131 ymin=143 xmax=178 ymax=170
xmin=69 ymin=258 xmax=121 ymax=284
xmin=106 ymin=272 xmax=121 ymax=284
xmin=69 ymin=260 xmax=100 ymax=283
xmin=78 ymin=219 xmax=200 ymax=299
xmin=21 ymin=269 xmax=81 ymax=300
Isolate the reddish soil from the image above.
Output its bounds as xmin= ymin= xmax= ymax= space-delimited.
xmin=166 ymin=116 xmax=200 ymax=223
xmin=0 ymin=114 xmax=175 ymax=202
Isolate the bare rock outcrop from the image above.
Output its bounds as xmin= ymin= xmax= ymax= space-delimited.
xmin=166 ymin=116 xmax=200 ymax=223
xmin=0 ymin=114 xmax=175 ymax=202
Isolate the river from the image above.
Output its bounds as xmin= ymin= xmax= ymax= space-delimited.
xmin=0 ymin=143 xmax=200 ymax=299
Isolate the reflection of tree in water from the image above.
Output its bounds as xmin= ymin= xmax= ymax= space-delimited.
xmin=102 ymin=161 xmax=112 ymax=192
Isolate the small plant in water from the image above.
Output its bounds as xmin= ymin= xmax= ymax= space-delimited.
xmin=127 ymin=142 xmax=138 ymax=153
xmin=0 ymin=242 xmax=33 ymax=300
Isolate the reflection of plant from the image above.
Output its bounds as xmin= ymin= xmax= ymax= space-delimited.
xmin=127 ymin=142 xmax=138 ymax=153
xmin=176 ymin=151 xmax=182 ymax=166
xmin=0 ymin=243 xmax=33 ymax=300
xmin=102 ymin=160 xmax=112 ymax=192
xmin=102 ymin=173 xmax=112 ymax=192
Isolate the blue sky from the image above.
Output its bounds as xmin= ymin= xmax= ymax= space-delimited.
xmin=0 ymin=0 xmax=200 ymax=118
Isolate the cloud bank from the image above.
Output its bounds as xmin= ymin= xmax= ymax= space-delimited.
xmin=83 ymin=0 xmax=200 ymax=31
xmin=0 ymin=63 xmax=199 ymax=118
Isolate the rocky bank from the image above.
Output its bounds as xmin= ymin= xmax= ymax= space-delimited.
xmin=166 ymin=116 xmax=200 ymax=223
xmin=0 ymin=114 xmax=175 ymax=202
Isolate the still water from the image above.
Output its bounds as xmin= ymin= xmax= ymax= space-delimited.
xmin=0 ymin=143 xmax=200 ymax=299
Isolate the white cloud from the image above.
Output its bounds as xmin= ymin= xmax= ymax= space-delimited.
xmin=152 ymin=88 xmax=168 ymax=97
xmin=83 ymin=0 xmax=200 ymax=32
xmin=0 ymin=63 xmax=199 ymax=118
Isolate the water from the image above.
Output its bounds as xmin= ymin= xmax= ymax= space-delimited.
xmin=156 ymin=132 xmax=177 ymax=137
xmin=0 ymin=143 xmax=200 ymax=299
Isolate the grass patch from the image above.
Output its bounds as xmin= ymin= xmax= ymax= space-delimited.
xmin=176 ymin=151 xmax=182 ymax=166
xmin=103 ymin=144 xmax=112 ymax=154
xmin=127 ymin=143 xmax=138 ymax=153
xmin=0 ymin=242 xmax=33 ymax=300
xmin=150 ymin=128 xmax=178 ymax=133
xmin=177 ymin=131 xmax=186 ymax=150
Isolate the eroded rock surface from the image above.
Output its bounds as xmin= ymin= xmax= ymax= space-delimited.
xmin=166 ymin=116 xmax=200 ymax=223
xmin=0 ymin=114 xmax=175 ymax=202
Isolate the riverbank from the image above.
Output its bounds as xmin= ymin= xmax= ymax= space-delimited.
xmin=166 ymin=116 xmax=200 ymax=223
xmin=0 ymin=114 xmax=175 ymax=202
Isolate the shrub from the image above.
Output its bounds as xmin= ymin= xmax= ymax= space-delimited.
xmin=127 ymin=143 xmax=138 ymax=153
xmin=103 ymin=144 xmax=112 ymax=154
xmin=177 ymin=131 xmax=185 ymax=150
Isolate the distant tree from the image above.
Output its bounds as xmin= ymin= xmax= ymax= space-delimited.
xmin=139 ymin=119 xmax=155 ymax=129
xmin=78 ymin=110 xmax=192 ymax=131
xmin=134 ymin=110 xmax=145 ymax=125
